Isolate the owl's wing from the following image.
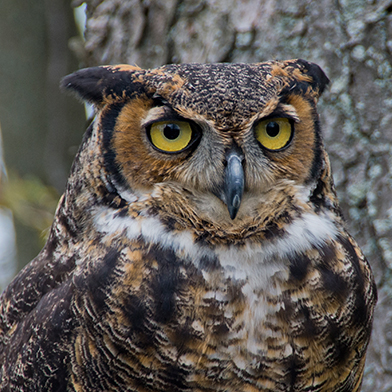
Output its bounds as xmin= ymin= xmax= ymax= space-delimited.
xmin=0 ymin=198 xmax=80 ymax=389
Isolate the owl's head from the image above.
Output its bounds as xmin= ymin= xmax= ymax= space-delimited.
xmin=62 ymin=60 xmax=334 ymax=233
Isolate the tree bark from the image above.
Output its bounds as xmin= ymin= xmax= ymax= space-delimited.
xmin=79 ymin=0 xmax=392 ymax=389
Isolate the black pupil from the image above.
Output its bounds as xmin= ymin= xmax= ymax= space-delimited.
xmin=163 ymin=124 xmax=181 ymax=140
xmin=266 ymin=121 xmax=280 ymax=137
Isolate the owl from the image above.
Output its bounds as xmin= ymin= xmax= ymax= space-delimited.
xmin=0 ymin=59 xmax=376 ymax=392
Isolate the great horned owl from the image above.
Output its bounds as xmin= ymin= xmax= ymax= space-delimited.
xmin=0 ymin=59 xmax=376 ymax=392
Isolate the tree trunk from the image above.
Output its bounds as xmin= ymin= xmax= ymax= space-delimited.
xmin=0 ymin=0 xmax=85 ymax=271
xmin=79 ymin=0 xmax=392 ymax=389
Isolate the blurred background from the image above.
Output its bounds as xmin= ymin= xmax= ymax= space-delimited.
xmin=0 ymin=0 xmax=392 ymax=389
xmin=0 ymin=1 xmax=87 ymax=288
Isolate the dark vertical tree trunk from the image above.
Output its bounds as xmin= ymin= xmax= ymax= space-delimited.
xmin=0 ymin=0 xmax=49 ymax=266
xmin=0 ymin=0 xmax=85 ymax=271
xmin=78 ymin=0 xmax=392 ymax=389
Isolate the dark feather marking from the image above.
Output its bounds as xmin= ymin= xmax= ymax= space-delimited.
xmin=264 ymin=210 xmax=293 ymax=240
xmin=327 ymin=320 xmax=351 ymax=366
xmin=299 ymin=305 xmax=318 ymax=338
xmin=171 ymin=320 xmax=203 ymax=357
xmin=199 ymin=254 xmax=220 ymax=271
xmin=100 ymin=185 xmax=127 ymax=209
xmin=319 ymin=267 xmax=348 ymax=301
xmin=288 ymin=253 xmax=311 ymax=281
xmin=114 ymin=207 xmax=129 ymax=218
xmin=263 ymin=221 xmax=285 ymax=239
xmin=148 ymin=245 xmax=184 ymax=324
xmin=307 ymin=116 xmax=324 ymax=184
xmin=161 ymin=216 xmax=178 ymax=232
xmin=85 ymin=247 xmax=120 ymax=310
xmin=194 ymin=231 xmax=211 ymax=244
xmin=161 ymin=363 xmax=190 ymax=392
xmin=122 ymin=293 xmax=156 ymax=348
xmin=58 ymin=214 xmax=78 ymax=238
xmin=226 ymin=280 xmax=245 ymax=304
xmin=101 ymin=102 xmax=127 ymax=188
xmin=213 ymin=322 xmax=230 ymax=336
xmin=352 ymin=292 xmax=370 ymax=328
xmin=317 ymin=242 xmax=349 ymax=300
xmin=286 ymin=353 xmax=301 ymax=390
xmin=309 ymin=177 xmax=326 ymax=211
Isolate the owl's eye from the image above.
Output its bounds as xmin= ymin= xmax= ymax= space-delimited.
xmin=255 ymin=118 xmax=293 ymax=151
xmin=149 ymin=121 xmax=193 ymax=152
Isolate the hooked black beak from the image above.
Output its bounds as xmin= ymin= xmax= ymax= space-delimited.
xmin=221 ymin=148 xmax=245 ymax=220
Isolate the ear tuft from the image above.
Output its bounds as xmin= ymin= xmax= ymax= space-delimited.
xmin=296 ymin=59 xmax=330 ymax=96
xmin=60 ymin=65 xmax=144 ymax=106
xmin=60 ymin=66 xmax=110 ymax=105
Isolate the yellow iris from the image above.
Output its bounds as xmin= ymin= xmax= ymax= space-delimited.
xmin=149 ymin=121 xmax=193 ymax=152
xmin=255 ymin=118 xmax=292 ymax=150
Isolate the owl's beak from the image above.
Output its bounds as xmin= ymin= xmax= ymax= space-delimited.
xmin=222 ymin=148 xmax=244 ymax=220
